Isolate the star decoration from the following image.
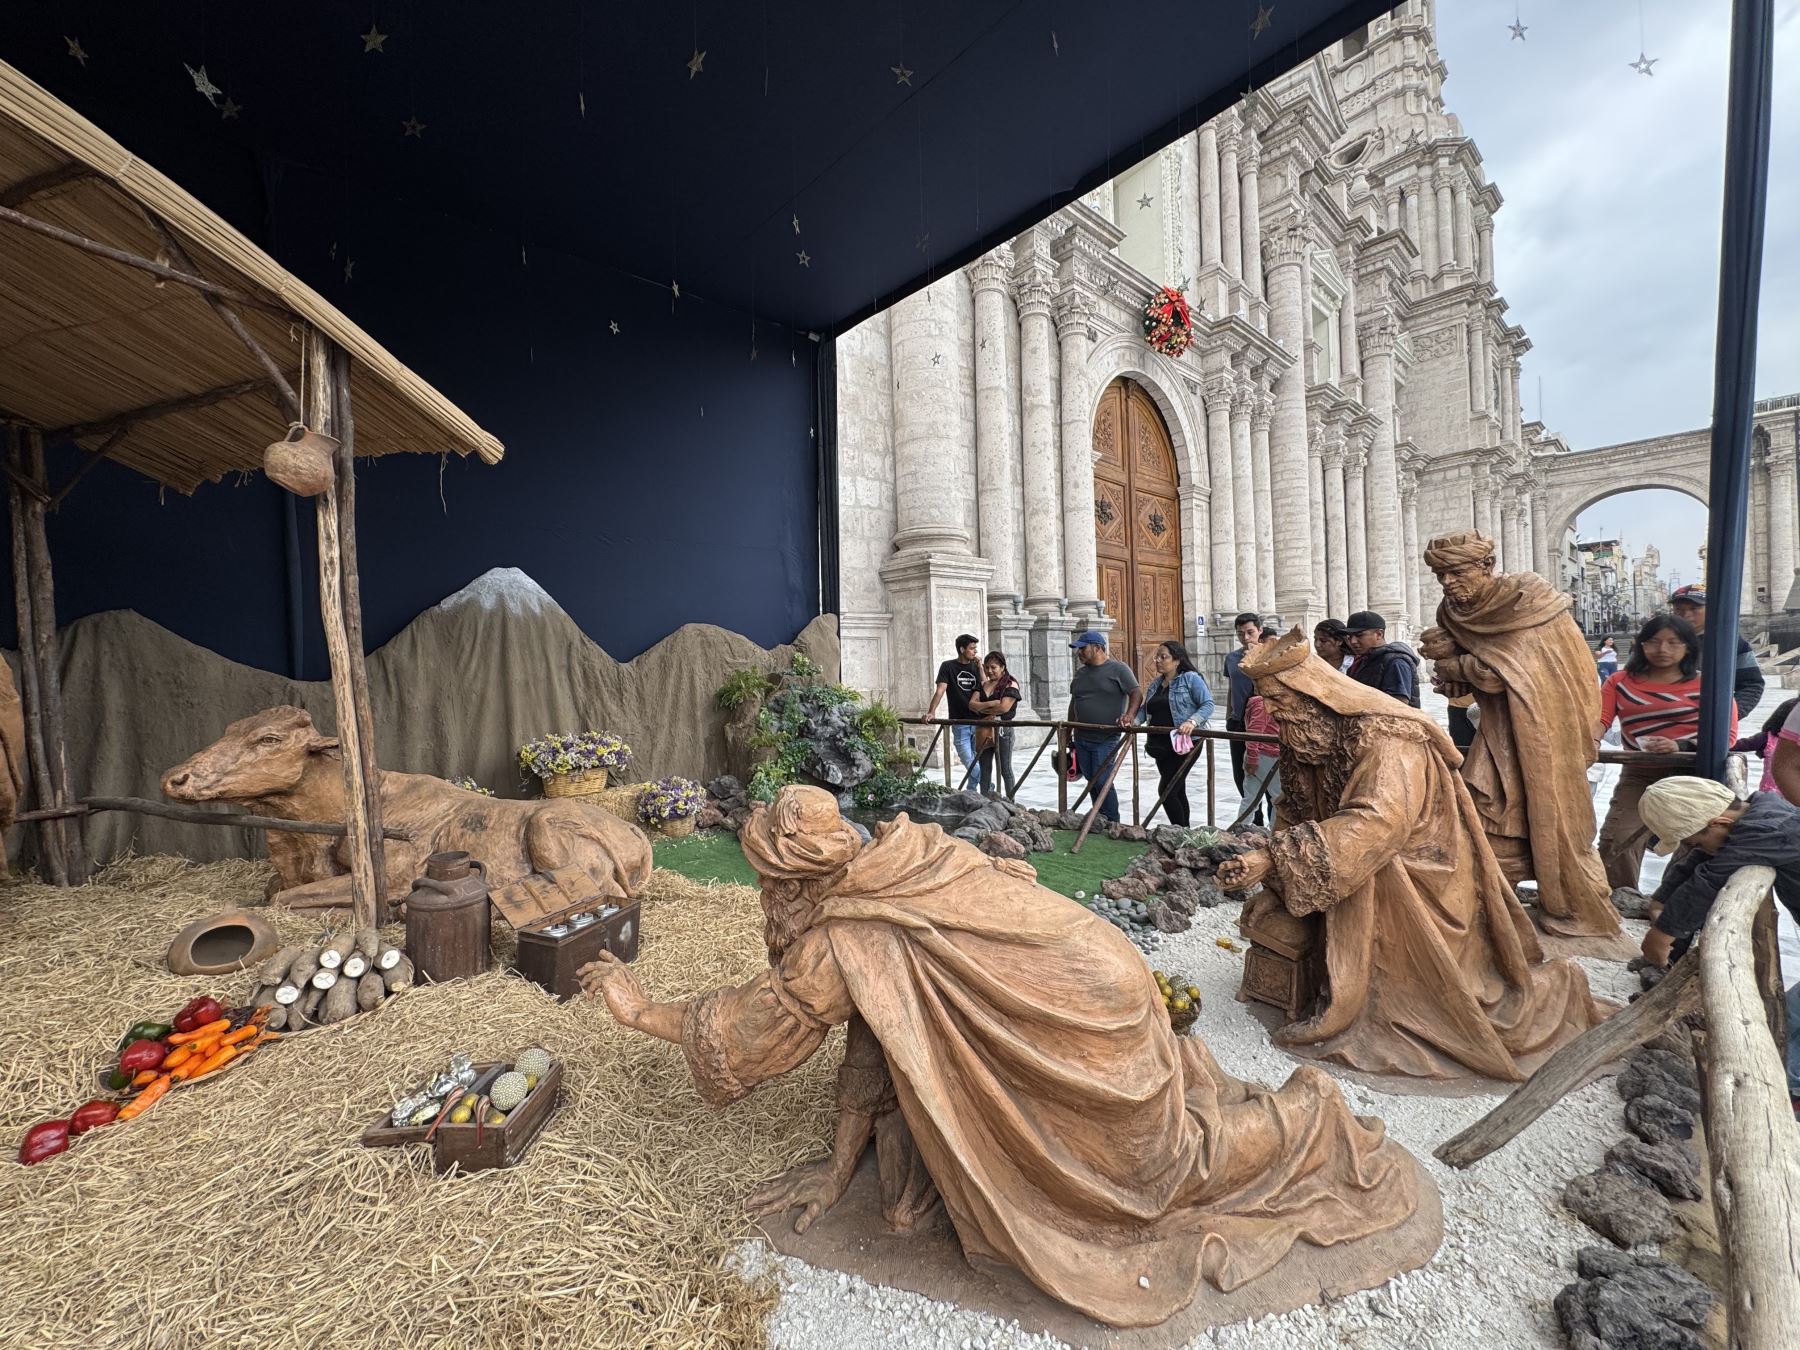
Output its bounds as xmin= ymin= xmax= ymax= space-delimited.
xmin=65 ymin=37 xmax=88 ymax=66
xmin=687 ymin=49 xmax=706 ymax=79
xmin=1630 ymin=52 xmax=1658 ymax=77
xmin=671 ymin=280 xmax=681 ymax=300
xmin=930 ymin=353 xmax=942 ymax=366
xmin=343 ymin=259 xmax=355 ymax=282
xmin=1137 ymin=193 xmax=1153 ymax=210
xmin=362 ymin=24 xmax=387 ymax=53
xmin=915 ymin=232 xmax=930 ymax=253
xmin=796 ymin=250 xmax=812 ymax=267
xmin=1051 ymin=31 xmax=1059 ymax=56
xmin=791 ymin=213 xmax=801 ymax=233
xmin=402 ymin=115 xmax=426 ymax=138
xmin=892 ymin=63 xmax=914 ymax=86
xmin=329 ymin=241 xmax=338 ymax=259
xmin=1250 ymin=5 xmax=1274 ymax=39
xmin=1508 ymin=19 xmax=1528 ymax=40
xmin=220 ymin=97 xmax=242 ymax=120
xmin=579 ymin=91 xmax=586 ymax=118
xmin=186 ymin=63 xmax=222 ymax=106
xmin=609 ymin=320 xmax=620 ymax=334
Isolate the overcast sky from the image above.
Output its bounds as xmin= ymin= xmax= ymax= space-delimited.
xmin=1431 ymin=0 xmax=1799 ymax=581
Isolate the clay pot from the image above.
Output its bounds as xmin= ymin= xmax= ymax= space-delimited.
xmin=167 ymin=909 xmax=280 ymax=977
xmin=263 ymin=424 xmax=339 ymax=496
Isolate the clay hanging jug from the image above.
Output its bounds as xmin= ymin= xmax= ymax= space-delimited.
xmin=403 ymin=852 xmax=491 ymax=983
xmin=263 ymin=423 xmax=338 ymax=497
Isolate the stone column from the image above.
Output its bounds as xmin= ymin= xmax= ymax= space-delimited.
xmin=1174 ymin=135 xmax=1202 ymax=308
xmin=1384 ymin=186 xmax=1402 ymax=233
xmin=1407 ymin=188 xmax=1429 ymax=273
xmin=1531 ymin=489 xmax=1552 ymax=579
xmin=1229 ymin=375 xmax=1258 ymax=608
xmin=1473 ymin=469 xmax=1496 ymax=542
xmin=1344 ymin=441 xmax=1370 ymax=613
xmin=1467 ymin=314 xmax=1488 ymax=414
xmin=1357 ymin=319 xmax=1406 ymax=622
xmin=1239 ymin=135 xmax=1264 ymax=303
xmin=970 ymin=251 xmax=1018 ymax=601
xmin=1401 ymin=467 xmax=1424 ymax=626
xmin=1198 ymin=126 xmax=1222 ymax=272
xmin=1517 ymin=486 xmax=1536 ymax=580
xmin=1015 ymin=273 xmax=1063 ymax=609
xmin=1264 ymin=212 xmax=1318 ymax=623
xmin=1477 ymin=211 xmax=1494 ymax=284
xmin=1501 ymin=495 xmax=1524 ymax=576
xmin=1219 ymin=120 xmax=1243 ymax=290
xmin=1322 ymin=436 xmax=1350 ymax=617
xmin=1338 ymin=268 xmax=1362 ymax=399
xmin=1308 ymin=425 xmax=1327 ymax=610
xmin=1203 ymin=371 xmax=1238 ymax=612
xmin=1250 ymin=390 xmax=1277 ymax=612
xmin=1451 ymin=176 xmax=1473 ymax=278
xmin=1054 ymin=287 xmax=1101 ymax=619
xmin=1434 ymin=172 xmax=1456 ymax=280
xmin=1768 ymin=446 xmax=1797 ymax=610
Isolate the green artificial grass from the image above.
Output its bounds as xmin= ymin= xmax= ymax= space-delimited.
xmin=653 ymin=827 xmax=1146 ymax=901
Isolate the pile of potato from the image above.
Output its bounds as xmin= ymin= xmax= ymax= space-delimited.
xmin=245 ymin=930 xmax=414 ymax=1031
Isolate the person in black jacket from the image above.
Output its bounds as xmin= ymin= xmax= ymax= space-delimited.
xmin=1343 ymin=611 xmax=1420 ymax=707
xmin=1669 ymin=585 xmax=1765 ymax=720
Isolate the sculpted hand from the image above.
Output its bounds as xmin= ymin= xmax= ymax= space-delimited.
xmin=1217 ymin=848 xmax=1272 ymax=892
xmin=579 ymin=951 xmax=650 ymax=1028
xmin=1418 ymin=627 xmax=1457 ymax=661
xmin=745 ymin=1156 xmax=852 ymax=1234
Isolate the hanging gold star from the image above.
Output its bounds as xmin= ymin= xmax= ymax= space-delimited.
xmin=687 ymin=49 xmax=706 ymax=79
xmin=343 ymin=259 xmax=356 ymax=282
xmin=1630 ymin=52 xmax=1658 ymax=76
xmin=65 ymin=37 xmax=88 ymax=66
xmin=796 ymin=250 xmax=812 ymax=267
xmin=402 ymin=115 xmax=426 ymax=137
xmin=220 ymin=97 xmax=242 ymax=120
xmin=792 ymin=213 xmax=801 ymax=233
xmin=892 ymin=63 xmax=913 ymax=86
xmin=609 ymin=320 xmax=620 ymax=334
xmin=1250 ymin=5 xmax=1274 ymax=39
xmin=1508 ymin=18 xmax=1528 ymax=41
xmin=671 ymin=280 xmax=681 ymax=300
xmin=186 ymin=63 xmax=221 ymax=106
xmin=362 ymin=24 xmax=387 ymax=53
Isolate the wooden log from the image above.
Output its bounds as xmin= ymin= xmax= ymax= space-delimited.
xmin=47 ymin=378 xmax=273 ymax=444
xmin=328 ymin=345 xmax=389 ymax=923
xmin=67 ymin=795 xmax=414 ymax=841
xmin=1751 ymin=893 xmax=1787 ymax=1050
xmin=0 ymin=162 xmax=91 ymax=209
xmin=1695 ymin=864 xmax=1800 ymax=1348
xmin=47 ymin=427 xmax=129 ymax=510
xmin=304 ymin=330 xmax=379 ymax=930
xmin=1070 ymin=737 xmax=1132 ymax=854
xmin=1435 ymin=950 xmax=1702 ymax=1169
xmin=22 ymin=430 xmax=85 ymax=882
xmin=5 ymin=430 xmax=66 ymax=885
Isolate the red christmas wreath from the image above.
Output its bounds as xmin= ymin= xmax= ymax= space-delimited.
xmin=1142 ymin=285 xmax=1195 ymax=357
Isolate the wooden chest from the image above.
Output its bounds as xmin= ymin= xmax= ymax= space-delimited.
xmin=1236 ymin=900 xmax=1324 ymax=1022
xmin=361 ymin=1059 xmax=564 ymax=1175
xmin=490 ymin=867 xmax=642 ymax=1000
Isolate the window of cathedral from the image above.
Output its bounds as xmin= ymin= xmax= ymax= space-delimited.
xmin=1340 ymin=25 xmax=1370 ymax=60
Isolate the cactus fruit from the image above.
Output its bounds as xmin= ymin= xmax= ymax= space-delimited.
xmin=515 ymin=1046 xmax=551 ymax=1080
xmin=489 ymin=1071 xmax=529 ymax=1112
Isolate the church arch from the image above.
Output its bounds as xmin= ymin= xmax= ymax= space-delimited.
xmin=1092 ymin=377 xmax=1186 ymax=676
xmin=1084 ymin=335 xmax=1207 ymax=491
xmin=1543 ymin=476 xmax=1708 ymax=557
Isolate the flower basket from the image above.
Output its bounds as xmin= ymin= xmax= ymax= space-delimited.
xmin=660 ymin=814 xmax=697 ymax=838
xmin=1142 ymin=285 xmax=1195 ymax=358
xmin=638 ymin=776 xmax=705 ymax=836
xmin=543 ymin=768 xmax=608 ymax=798
xmin=519 ymin=731 xmax=632 ymax=799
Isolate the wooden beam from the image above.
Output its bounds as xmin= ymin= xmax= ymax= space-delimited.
xmin=47 ymin=427 xmax=129 ymax=510
xmin=1696 ymin=864 xmax=1800 ymax=1348
xmin=21 ymin=430 xmax=85 ymax=883
xmin=330 ymin=345 xmax=389 ymax=922
xmin=0 ymin=163 xmax=91 ymax=209
xmin=0 ymin=460 xmax=49 ymax=503
xmin=305 ymin=329 xmax=380 ymax=929
xmin=0 ymin=202 xmax=290 ymax=315
xmin=6 ymin=430 xmax=66 ymax=885
xmin=43 ymin=795 xmax=415 ymax=841
xmin=142 ymin=212 xmax=302 ymax=422
xmin=46 ymin=378 xmax=271 ymax=444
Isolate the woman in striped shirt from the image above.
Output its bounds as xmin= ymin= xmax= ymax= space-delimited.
xmin=1594 ymin=614 xmax=1737 ymax=889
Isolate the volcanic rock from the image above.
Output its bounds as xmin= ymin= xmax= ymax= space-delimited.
xmin=1624 ymin=1095 xmax=1697 ymax=1147
xmin=1610 ymin=886 xmax=1654 ymax=920
xmin=977 ymin=831 xmax=1027 ymax=861
xmin=1554 ymin=1246 xmax=1713 ymax=1350
xmin=1562 ymin=1171 xmax=1678 ymax=1249
xmin=1616 ymin=1061 xmax=1701 ymax=1115
xmin=1604 ymin=1138 xmax=1703 ymax=1203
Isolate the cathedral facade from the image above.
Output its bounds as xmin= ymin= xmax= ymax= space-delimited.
xmin=838 ymin=1 xmax=1561 ymax=716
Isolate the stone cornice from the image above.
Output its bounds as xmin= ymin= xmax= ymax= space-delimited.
xmin=966 ymin=245 xmax=1014 ymax=297
xmin=1358 ymin=314 xmax=1400 ymax=357
xmin=1262 ymin=209 xmax=1311 ymax=270
xmin=1052 ymin=287 xmax=1094 ymax=337
xmin=1013 ymin=274 xmax=1054 ymax=319
xmin=1250 ymin=392 xmax=1275 ymax=432
xmin=1202 ymin=370 xmax=1236 ymax=404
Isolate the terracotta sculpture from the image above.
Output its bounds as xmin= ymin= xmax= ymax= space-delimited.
xmin=162 ymin=706 xmax=651 ymax=907
xmin=1416 ymin=530 xmax=1620 ymax=938
xmin=1218 ymin=631 xmax=1610 ymax=1081
xmin=583 ymin=785 xmax=1425 ymax=1329
xmin=0 ymin=658 xmax=24 ymax=833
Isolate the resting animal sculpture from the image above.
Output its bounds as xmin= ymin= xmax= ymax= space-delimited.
xmin=162 ymin=706 xmax=652 ymax=908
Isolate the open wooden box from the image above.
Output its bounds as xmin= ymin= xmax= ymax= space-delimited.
xmin=361 ymin=1059 xmax=564 ymax=1174
xmin=490 ymin=866 xmax=641 ymax=1000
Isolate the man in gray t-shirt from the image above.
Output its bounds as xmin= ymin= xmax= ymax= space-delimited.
xmin=1064 ymin=630 xmax=1142 ymax=822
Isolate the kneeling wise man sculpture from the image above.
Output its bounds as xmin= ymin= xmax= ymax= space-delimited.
xmin=585 ymin=785 xmax=1425 ymax=1328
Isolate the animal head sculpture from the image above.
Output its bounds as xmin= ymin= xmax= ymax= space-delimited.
xmin=162 ymin=706 xmax=339 ymax=804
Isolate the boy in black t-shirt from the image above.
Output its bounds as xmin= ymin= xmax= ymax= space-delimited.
xmin=924 ymin=634 xmax=985 ymax=791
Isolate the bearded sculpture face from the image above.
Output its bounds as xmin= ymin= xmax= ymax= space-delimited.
xmin=1259 ymin=683 xmax=1340 ymax=762
xmin=1436 ymin=556 xmax=1498 ymax=611
xmin=739 ymin=785 xmax=865 ymax=961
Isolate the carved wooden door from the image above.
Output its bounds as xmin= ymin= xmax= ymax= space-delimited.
xmin=1093 ymin=379 xmax=1184 ymax=682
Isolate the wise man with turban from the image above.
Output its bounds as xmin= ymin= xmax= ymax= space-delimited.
xmin=1416 ymin=529 xmax=1620 ymax=940
xmin=583 ymin=785 xmax=1427 ymax=1328
xmin=1218 ymin=631 xmax=1610 ymax=1081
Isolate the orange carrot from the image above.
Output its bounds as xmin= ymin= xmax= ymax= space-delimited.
xmin=167 ymin=1018 xmax=230 ymax=1045
xmin=189 ymin=1045 xmax=238 ymax=1078
xmin=117 ymin=1075 xmax=171 ymax=1120
xmin=130 ymin=1069 xmax=158 ymax=1088
xmin=220 ymin=1025 xmax=259 ymax=1047
xmin=163 ymin=1046 xmax=196 ymax=1070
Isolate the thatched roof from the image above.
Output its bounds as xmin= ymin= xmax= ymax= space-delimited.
xmin=0 ymin=60 xmax=503 ymax=494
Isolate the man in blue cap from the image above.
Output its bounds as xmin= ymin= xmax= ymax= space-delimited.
xmin=1065 ymin=630 xmax=1142 ymax=823
xmin=1668 ymin=584 xmax=1765 ymax=720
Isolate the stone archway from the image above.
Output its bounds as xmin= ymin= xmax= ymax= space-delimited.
xmin=1093 ymin=378 xmax=1185 ymax=677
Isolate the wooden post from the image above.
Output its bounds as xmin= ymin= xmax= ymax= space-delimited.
xmin=328 ymin=346 xmax=389 ymax=923
xmin=1205 ymin=738 xmax=1216 ymax=827
xmin=1695 ymin=864 xmax=1800 ymax=1349
xmin=1056 ymin=725 xmax=1069 ymax=815
xmin=304 ymin=330 xmax=379 ymax=930
xmin=5 ymin=428 xmax=65 ymax=885
xmin=20 ymin=430 xmax=85 ymax=883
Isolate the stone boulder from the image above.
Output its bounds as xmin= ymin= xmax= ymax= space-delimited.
xmin=1003 ymin=815 xmax=1055 ymax=854
xmin=1610 ymin=886 xmax=1654 ymax=920
xmin=1555 ymin=1247 xmax=1713 ymax=1350
xmin=1146 ymin=897 xmax=1192 ymax=934
xmin=1562 ymin=1171 xmax=1678 ymax=1249
xmin=1624 ymin=1095 xmax=1696 ymax=1147
xmin=1616 ymin=1060 xmax=1701 ymax=1115
xmin=1101 ymin=875 xmax=1157 ymax=902
xmin=1106 ymin=822 xmax=1150 ymax=843
xmin=1604 ymin=1138 xmax=1703 ymax=1203
xmin=977 ymin=831 xmax=1027 ymax=861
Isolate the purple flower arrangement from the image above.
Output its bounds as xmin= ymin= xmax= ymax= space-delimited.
xmin=517 ymin=730 xmax=633 ymax=781
xmin=638 ymin=776 xmax=705 ymax=824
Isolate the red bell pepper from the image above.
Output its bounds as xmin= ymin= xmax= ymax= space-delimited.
xmin=18 ymin=1119 xmax=70 ymax=1164
xmin=173 ymin=995 xmax=222 ymax=1033
xmin=118 ymin=1039 xmax=168 ymax=1074
xmin=69 ymin=1100 xmax=120 ymax=1135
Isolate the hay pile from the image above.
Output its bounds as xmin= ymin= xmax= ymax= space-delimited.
xmin=0 ymin=858 xmax=836 ymax=1349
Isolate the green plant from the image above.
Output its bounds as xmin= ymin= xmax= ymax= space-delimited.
xmin=855 ymin=700 xmax=903 ymax=743
xmin=715 ymin=668 xmax=777 ymax=713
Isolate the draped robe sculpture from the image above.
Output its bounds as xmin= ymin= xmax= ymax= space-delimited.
xmin=583 ymin=785 xmax=1426 ymax=1328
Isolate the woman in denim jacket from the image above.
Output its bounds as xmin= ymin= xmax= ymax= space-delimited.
xmin=1136 ymin=641 xmax=1215 ymax=826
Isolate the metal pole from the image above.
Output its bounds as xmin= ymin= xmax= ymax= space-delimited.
xmin=1697 ymin=0 xmax=1774 ymax=780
